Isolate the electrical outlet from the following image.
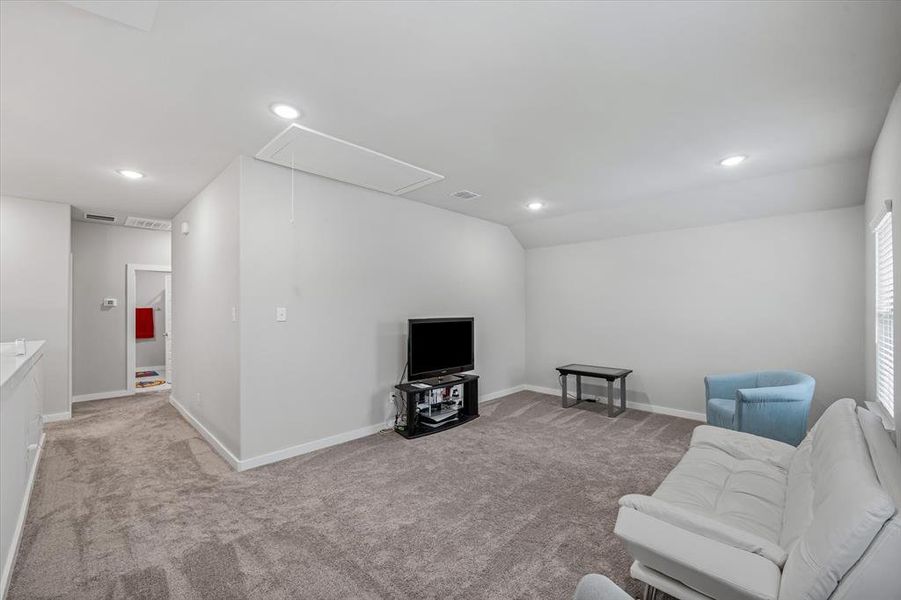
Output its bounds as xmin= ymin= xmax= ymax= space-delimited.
xmin=276 ymin=306 xmax=287 ymax=322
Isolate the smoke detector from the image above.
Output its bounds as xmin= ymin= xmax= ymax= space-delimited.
xmin=83 ymin=212 xmax=118 ymax=224
xmin=451 ymin=190 xmax=481 ymax=200
xmin=124 ymin=216 xmax=172 ymax=231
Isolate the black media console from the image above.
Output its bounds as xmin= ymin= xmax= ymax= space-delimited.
xmin=394 ymin=374 xmax=479 ymax=439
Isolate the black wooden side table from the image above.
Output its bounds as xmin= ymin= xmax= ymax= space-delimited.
xmin=556 ymin=364 xmax=632 ymax=417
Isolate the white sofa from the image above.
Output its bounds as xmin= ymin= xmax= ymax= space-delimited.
xmin=614 ymin=398 xmax=901 ymax=600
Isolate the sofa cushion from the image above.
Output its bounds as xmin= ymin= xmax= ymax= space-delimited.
xmin=652 ymin=425 xmax=793 ymax=543
xmin=778 ymin=399 xmax=896 ymax=600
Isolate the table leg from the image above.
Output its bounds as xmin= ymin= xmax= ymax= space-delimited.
xmin=576 ymin=374 xmax=582 ymax=403
xmin=607 ymin=377 xmax=625 ymax=417
xmin=561 ymin=374 xmax=568 ymax=408
xmin=606 ymin=379 xmax=615 ymax=416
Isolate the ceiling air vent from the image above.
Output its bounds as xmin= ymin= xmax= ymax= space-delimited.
xmin=84 ymin=212 xmax=117 ymax=223
xmin=124 ymin=216 xmax=172 ymax=231
xmin=451 ymin=190 xmax=481 ymax=200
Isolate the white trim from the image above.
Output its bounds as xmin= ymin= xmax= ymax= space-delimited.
xmin=480 ymin=384 xmax=526 ymax=404
xmin=238 ymin=423 xmax=385 ymax=471
xmin=126 ymin=264 xmax=171 ymax=396
xmin=72 ymin=389 xmax=133 ymax=403
xmin=869 ymin=198 xmax=894 ymax=231
xmin=42 ymin=411 xmax=71 ymax=423
xmin=170 ymin=394 xmax=385 ymax=472
xmin=523 ymin=384 xmax=706 ymax=422
xmin=168 ymin=395 xmax=241 ymax=470
xmin=1 ymin=432 xmax=44 ymax=598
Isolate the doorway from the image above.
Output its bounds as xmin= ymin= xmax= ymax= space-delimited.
xmin=126 ymin=264 xmax=171 ymax=394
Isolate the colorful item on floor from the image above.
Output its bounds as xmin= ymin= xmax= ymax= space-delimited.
xmin=136 ymin=379 xmax=166 ymax=388
xmin=136 ymin=307 xmax=154 ymax=339
xmin=136 ymin=370 xmax=159 ymax=378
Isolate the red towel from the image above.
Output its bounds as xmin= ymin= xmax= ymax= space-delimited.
xmin=136 ymin=307 xmax=154 ymax=339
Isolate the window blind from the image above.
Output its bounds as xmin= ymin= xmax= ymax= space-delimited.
xmin=875 ymin=211 xmax=894 ymax=417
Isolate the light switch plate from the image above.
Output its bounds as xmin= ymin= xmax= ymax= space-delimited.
xmin=276 ymin=306 xmax=287 ymax=322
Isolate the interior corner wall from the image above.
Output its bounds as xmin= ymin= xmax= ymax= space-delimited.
xmin=864 ymin=82 xmax=901 ymax=438
xmin=71 ymin=221 xmax=170 ymax=396
xmin=237 ymin=157 xmax=526 ymax=460
xmin=526 ymin=205 xmax=866 ymax=423
xmin=171 ymin=157 xmax=242 ymax=459
xmin=0 ymin=196 xmax=71 ymax=417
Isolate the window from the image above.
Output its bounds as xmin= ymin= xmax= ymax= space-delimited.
xmin=875 ymin=211 xmax=894 ymax=417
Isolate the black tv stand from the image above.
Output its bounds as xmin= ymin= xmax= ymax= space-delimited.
xmin=394 ymin=374 xmax=479 ymax=439
xmin=418 ymin=374 xmax=462 ymax=386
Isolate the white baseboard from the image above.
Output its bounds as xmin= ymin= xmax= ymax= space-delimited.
xmin=239 ymin=423 xmax=385 ymax=471
xmin=1 ymin=432 xmax=45 ymax=598
xmin=480 ymin=384 xmax=526 ymax=404
xmin=239 ymin=385 xmax=527 ymax=471
xmin=168 ymin=395 xmax=241 ymax=471
xmin=170 ymin=393 xmax=386 ymax=472
xmin=72 ymin=389 xmax=132 ymax=403
xmin=523 ymin=384 xmax=706 ymax=422
xmin=41 ymin=411 xmax=71 ymax=423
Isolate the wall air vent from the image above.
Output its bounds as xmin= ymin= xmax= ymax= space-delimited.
xmin=256 ymin=123 xmax=444 ymax=196
xmin=451 ymin=190 xmax=481 ymax=200
xmin=124 ymin=216 xmax=172 ymax=231
xmin=84 ymin=212 xmax=117 ymax=223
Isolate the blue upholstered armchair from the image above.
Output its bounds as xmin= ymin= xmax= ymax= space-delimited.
xmin=704 ymin=370 xmax=815 ymax=446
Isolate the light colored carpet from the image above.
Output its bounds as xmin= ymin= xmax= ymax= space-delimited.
xmin=8 ymin=390 xmax=695 ymax=599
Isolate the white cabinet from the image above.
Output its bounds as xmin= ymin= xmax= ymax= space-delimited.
xmin=0 ymin=342 xmax=45 ymax=595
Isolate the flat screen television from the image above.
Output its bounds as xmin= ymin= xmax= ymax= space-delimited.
xmin=408 ymin=317 xmax=474 ymax=381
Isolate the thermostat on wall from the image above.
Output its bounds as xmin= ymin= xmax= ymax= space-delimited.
xmin=103 ymin=298 xmax=118 ymax=308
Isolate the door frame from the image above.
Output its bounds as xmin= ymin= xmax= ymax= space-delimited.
xmin=126 ymin=264 xmax=171 ymax=394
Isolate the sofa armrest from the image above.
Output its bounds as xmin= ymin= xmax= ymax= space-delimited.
xmin=619 ymin=495 xmax=788 ymax=566
xmin=704 ymin=372 xmax=758 ymax=402
xmin=614 ymin=507 xmax=782 ymax=600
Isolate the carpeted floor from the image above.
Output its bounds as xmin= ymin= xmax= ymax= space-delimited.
xmin=8 ymin=390 xmax=695 ymax=600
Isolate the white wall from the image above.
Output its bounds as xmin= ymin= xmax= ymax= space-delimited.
xmin=237 ymin=157 xmax=526 ymax=460
xmin=864 ymin=82 xmax=901 ymax=438
xmin=71 ymin=221 xmax=170 ymax=396
xmin=171 ymin=158 xmax=242 ymax=458
xmin=135 ymin=270 xmax=166 ymax=368
xmin=0 ymin=196 xmax=71 ymax=417
xmin=526 ymin=206 xmax=865 ymax=422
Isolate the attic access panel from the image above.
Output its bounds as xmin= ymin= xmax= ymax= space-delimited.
xmin=255 ymin=123 xmax=444 ymax=195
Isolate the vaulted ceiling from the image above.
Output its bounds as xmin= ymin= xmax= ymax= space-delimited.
xmin=2 ymin=1 xmax=900 ymax=247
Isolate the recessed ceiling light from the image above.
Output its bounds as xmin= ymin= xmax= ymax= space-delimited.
xmin=527 ymin=201 xmax=544 ymax=211
xmin=719 ymin=155 xmax=747 ymax=167
xmin=270 ymin=103 xmax=301 ymax=120
xmin=116 ymin=169 xmax=144 ymax=179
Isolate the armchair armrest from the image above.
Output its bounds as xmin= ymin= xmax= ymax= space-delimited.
xmin=614 ymin=507 xmax=781 ymax=600
xmin=737 ymin=383 xmax=813 ymax=404
xmin=705 ymin=372 xmax=758 ymax=402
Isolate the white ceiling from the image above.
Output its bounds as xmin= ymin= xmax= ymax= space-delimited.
xmin=2 ymin=1 xmax=900 ymax=247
